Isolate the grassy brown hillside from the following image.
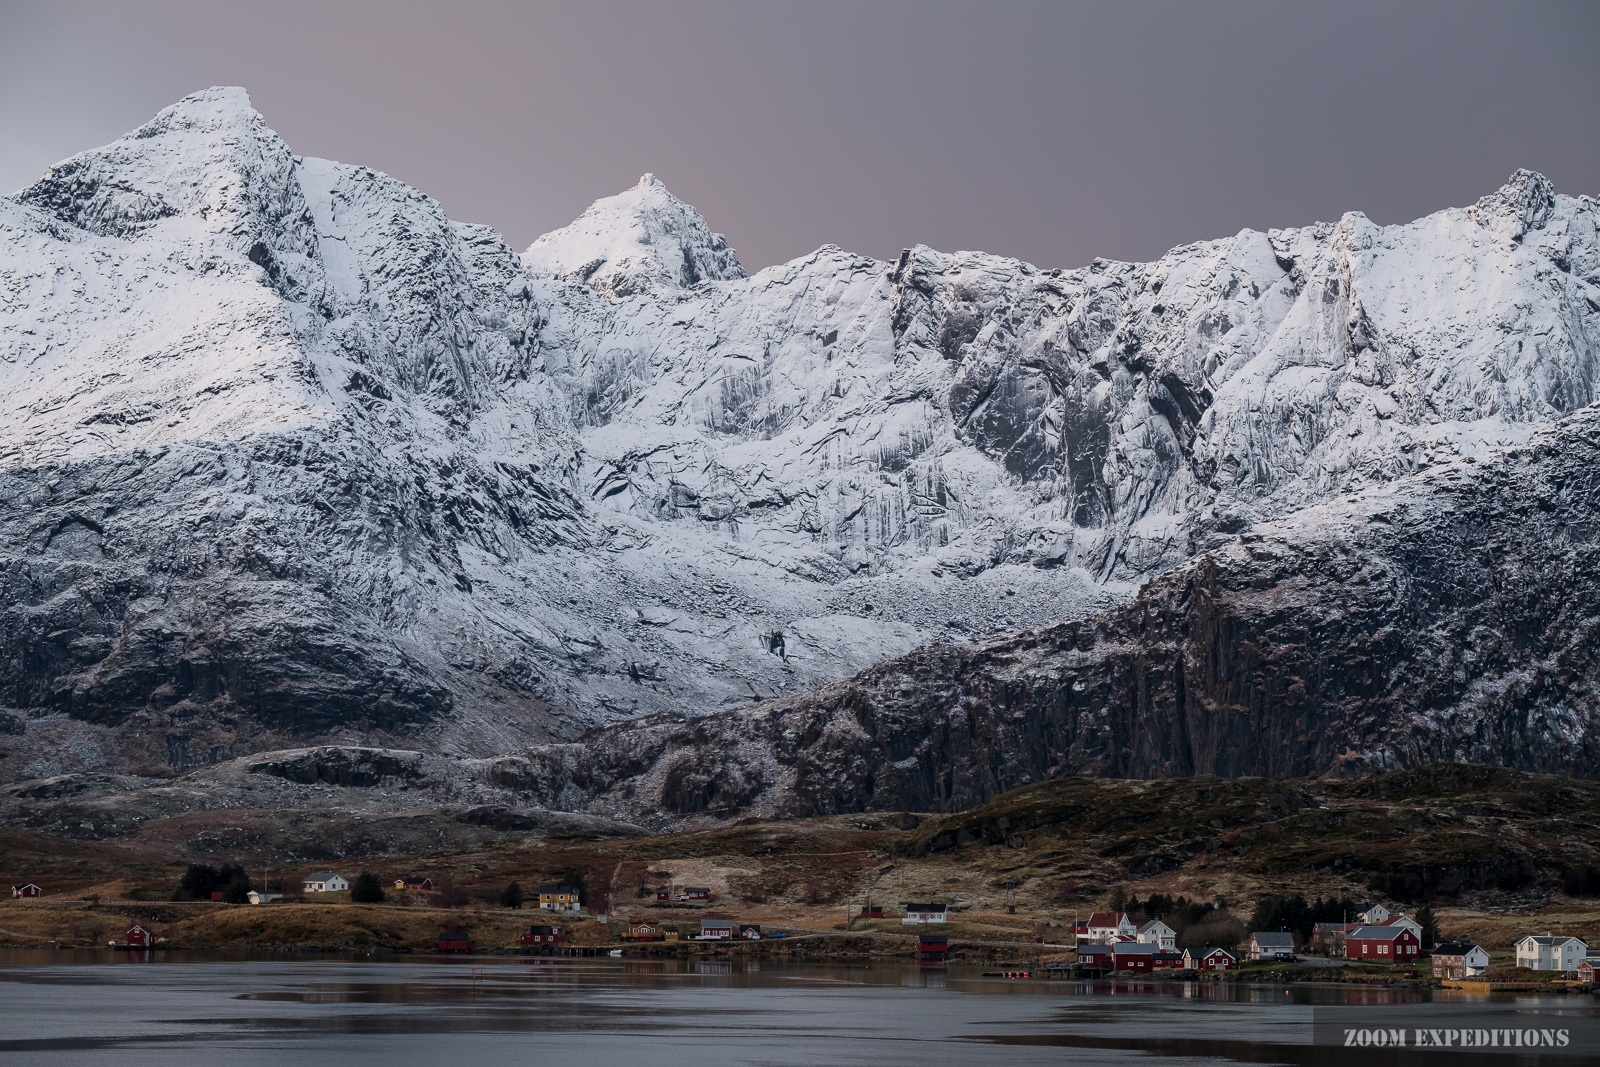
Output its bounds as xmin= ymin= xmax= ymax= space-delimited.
xmin=3 ymin=764 xmax=1598 ymax=954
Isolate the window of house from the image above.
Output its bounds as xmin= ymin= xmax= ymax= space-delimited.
xmin=1379 ymin=945 xmax=1389 ymax=954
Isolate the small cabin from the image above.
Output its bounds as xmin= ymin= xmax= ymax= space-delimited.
xmin=916 ymin=934 xmax=949 ymax=959
xmin=1182 ymin=947 xmax=1236 ymax=971
xmin=859 ymin=905 xmax=884 ymax=919
xmin=394 ymin=876 xmax=434 ymax=892
xmin=125 ymin=925 xmax=155 ymax=948
xmin=10 ymin=884 xmax=41 ymax=898
xmin=1247 ymin=931 xmax=1295 ymax=960
xmin=682 ymin=887 xmax=711 ymax=901
xmin=901 ymin=902 xmax=948 ymax=925
xmin=655 ymin=887 xmax=671 ymax=902
xmin=438 ymin=931 xmax=471 ymax=953
xmin=302 ymin=872 xmax=348 ymax=893
xmin=1077 ymin=943 xmax=1113 ymax=970
xmin=699 ymin=919 xmax=734 ymax=940
xmin=739 ymin=923 xmax=762 ymax=940
xmin=520 ymin=924 xmax=568 ymax=945
xmin=1578 ymin=956 xmax=1600 ymax=983
xmin=624 ymin=922 xmax=662 ymax=942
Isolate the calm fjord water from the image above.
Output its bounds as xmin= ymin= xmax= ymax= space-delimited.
xmin=0 ymin=951 xmax=1581 ymax=1066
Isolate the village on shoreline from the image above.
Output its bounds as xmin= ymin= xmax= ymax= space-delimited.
xmin=7 ymin=869 xmax=1600 ymax=992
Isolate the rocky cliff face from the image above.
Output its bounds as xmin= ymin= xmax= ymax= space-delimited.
xmin=2 ymin=87 xmax=1598 ymax=787
xmin=477 ymin=403 xmax=1600 ymax=825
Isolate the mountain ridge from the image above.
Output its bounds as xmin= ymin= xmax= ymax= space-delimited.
xmin=1 ymin=87 xmax=1596 ymax=799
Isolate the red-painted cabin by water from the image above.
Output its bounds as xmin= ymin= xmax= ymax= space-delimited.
xmin=917 ymin=934 xmax=949 ymax=960
xmin=521 ymin=925 xmax=569 ymax=946
xmin=1345 ymin=925 xmax=1420 ymax=962
xmin=125 ymin=925 xmax=155 ymax=948
xmin=438 ymin=931 xmax=471 ymax=953
xmin=1182 ymin=947 xmax=1237 ymax=971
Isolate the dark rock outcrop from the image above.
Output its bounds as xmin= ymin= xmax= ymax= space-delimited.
xmin=492 ymin=405 xmax=1600 ymax=823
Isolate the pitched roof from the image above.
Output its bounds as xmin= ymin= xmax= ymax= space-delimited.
xmin=1432 ymin=942 xmax=1482 ymax=957
xmin=1110 ymin=941 xmax=1158 ymax=954
xmin=1137 ymin=919 xmax=1172 ymax=934
xmin=1086 ymin=911 xmax=1126 ymax=927
xmin=904 ymin=902 xmax=946 ymax=911
xmin=538 ymin=883 xmax=578 ymax=893
xmin=702 ymin=919 xmax=734 ymax=928
xmin=1251 ymin=931 xmax=1295 ymax=948
xmin=304 ymin=871 xmax=340 ymax=881
xmin=1349 ymin=925 xmax=1411 ymax=940
xmin=1518 ymin=935 xmax=1585 ymax=946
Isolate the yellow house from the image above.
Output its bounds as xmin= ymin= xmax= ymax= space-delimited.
xmin=538 ymin=883 xmax=581 ymax=912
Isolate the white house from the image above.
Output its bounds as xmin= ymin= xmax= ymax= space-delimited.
xmin=1247 ymin=931 xmax=1296 ymax=960
xmin=1085 ymin=911 xmax=1137 ymax=942
xmin=1137 ymin=919 xmax=1177 ymax=950
xmin=1354 ymin=902 xmax=1390 ymax=925
xmin=246 ymin=890 xmax=283 ymax=905
xmin=1515 ymin=935 xmax=1587 ymax=972
xmin=1384 ymin=913 xmax=1423 ymax=935
xmin=1431 ymin=942 xmax=1490 ymax=979
xmin=902 ymin=902 xmax=948 ymax=924
xmin=301 ymin=872 xmax=348 ymax=893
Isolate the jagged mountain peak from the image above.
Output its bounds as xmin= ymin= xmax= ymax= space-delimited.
xmin=12 ymin=86 xmax=307 ymax=247
xmin=1468 ymin=168 xmax=1556 ymax=240
xmin=521 ymin=172 xmax=744 ymax=296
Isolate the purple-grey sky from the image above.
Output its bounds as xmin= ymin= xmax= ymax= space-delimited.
xmin=3 ymin=0 xmax=1597 ymax=271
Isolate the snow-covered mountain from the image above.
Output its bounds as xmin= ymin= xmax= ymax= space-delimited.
xmin=1 ymin=87 xmax=1597 ymax=785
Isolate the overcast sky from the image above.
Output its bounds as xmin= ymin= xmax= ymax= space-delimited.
xmin=2 ymin=0 xmax=1597 ymax=271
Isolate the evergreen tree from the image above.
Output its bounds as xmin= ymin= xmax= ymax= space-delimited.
xmin=177 ymin=864 xmax=220 ymax=901
xmin=350 ymin=871 xmax=386 ymax=903
xmin=500 ymin=880 xmax=524 ymax=909
xmin=222 ymin=867 xmax=253 ymax=904
xmin=1414 ymin=904 xmax=1438 ymax=951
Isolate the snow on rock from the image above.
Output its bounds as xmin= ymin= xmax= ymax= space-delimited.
xmin=1 ymin=86 xmax=1599 ymax=787
xmin=521 ymin=173 xmax=745 ymax=296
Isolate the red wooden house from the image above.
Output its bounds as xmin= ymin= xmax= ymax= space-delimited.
xmin=125 ymin=925 xmax=155 ymax=948
xmin=655 ymin=887 xmax=671 ymax=902
xmin=438 ymin=931 xmax=471 ymax=953
xmin=917 ymin=934 xmax=949 ymax=960
xmin=1077 ymin=943 xmax=1113 ymax=970
xmin=859 ymin=905 xmax=884 ymax=919
xmin=11 ymin=884 xmax=41 ymax=898
xmin=1110 ymin=942 xmax=1159 ymax=971
xmin=682 ymin=887 xmax=711 ymax=901
xmin=1182 ymin=947 xmax=1236 ymax=971
xmin=394 ymin=876 xmax=434 ymax=892
xmin=520 ymin=924 xmax=568 ymax=946
xmin=1345 ymin=925 xmax=1419 ymax=962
